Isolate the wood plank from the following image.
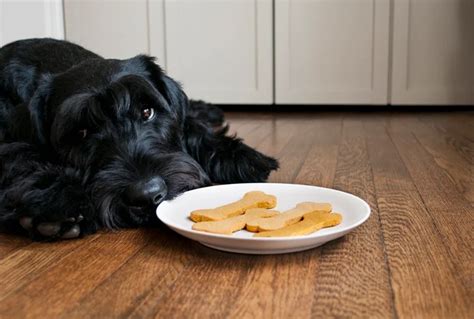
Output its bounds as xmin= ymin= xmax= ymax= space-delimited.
xmin=258 ymin=113 xmax=314 ymax=159
xmin=236 ymin=117 xmax=275 ymax=149
xmin=418 ymin=113 xmax=474 ymax=146
xmin=419 ymin=112 xmax=474 ymax=142
xmin=364 ymin=116 xmax=472 ymax=319
xmin=268 ymin=116 xmax=321 ymax=183
xmin=225 ymin=253 xmax=320 ymax=319
xmin=132 ymin=249 xmax=260 ymax=318
xmin=0 ymin=234 xmax=99 ymax=302
xmin=65 ymin=226 xmax=201 ymax=318
xmin=387 ymin=115 xmax=474 ymax=291
xmin=417 ymin=114 xmax=474 ymax=166
xmin=226 ymin=119 xmax=260 ymax=137
xmin=293 ymin=114 xmax=342 ymax=188
xmin=245 ymin=123 xmax=275 ymax=148
xmin=0 ymin=230 xmax=149 ymax=318
xmin=0 ymin=234 xmax=30 ymax=260
xmin=226 ymin=112 xmax=273 ymax=129
xmin=225 ymin=112 xmax=274 ymax=135
xmin=418 ymin=116 xmax=474 ymax=176
xmin=309 ymin=117 xmax=394 ymax=318
xmin=399 ymin=115 xmax=473 ymax=204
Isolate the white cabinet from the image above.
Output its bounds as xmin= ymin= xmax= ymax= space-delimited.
xmin=64 ymin=0 xmax=273 ymax=104
xmin=275 ymin=0 xmax=390 ymax=104
xmin=149 ymin=0 xmax=273 ymax=104
xmin=391 ymin=0 xmax=474 ymax=105
xmin=64 ymin=0 xmax=149 ymax=59
xmin=25 ymin=0 xmax=473 ymax=106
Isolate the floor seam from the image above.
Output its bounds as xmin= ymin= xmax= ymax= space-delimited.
xmin=364 ymin=118 xmax=399 ymax=319
xmin=289 ymin=121 xmax=326 ymax=183
xmin=309 ymin=114 xmax=344 ymax=317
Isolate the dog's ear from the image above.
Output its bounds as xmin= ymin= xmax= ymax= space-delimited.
xmin=123 ymin=55 xmax=188 ymax=125
xmin=159 ymin=74 xmax=189 ymax=125
xmin=27 ymin=74 xmax=53 ymax=145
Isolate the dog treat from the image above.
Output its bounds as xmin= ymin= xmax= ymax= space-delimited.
xmin=246 ymin=202 xmax=332 ymax=232
xmin=189 ymin=191 xmax=277 ymax=222
xmin=254 ymin=211 xmax=342 ymax=237
xmin=192 ymin=208 xmax=279 ymax=234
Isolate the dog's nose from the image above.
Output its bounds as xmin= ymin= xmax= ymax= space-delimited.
xmin=125 ymin=177 xmax=167 ymax=207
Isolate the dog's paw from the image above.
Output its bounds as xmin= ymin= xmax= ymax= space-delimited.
xmin=11 ymin=167 xmax=97 ymax=241
xmin=19 ymin=213 xmax=86 ymax=240
xmin=211 ymin=142 xmax=279 ymax=183
xmin=17 ymin=195 xmax=97 ymax=241
xmin=17 ymin=194 xmax=97 ymax=241
xmin=234 ymin=146 xmax=279 ymax=182
xmin=189 ymin=100 xmax=225 ymax=128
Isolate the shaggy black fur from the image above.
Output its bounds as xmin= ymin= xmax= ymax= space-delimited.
xmin=0 ymin=38 xmax=278 ymax=241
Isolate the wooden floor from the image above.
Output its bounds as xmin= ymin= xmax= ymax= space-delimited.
xmin=0 ymin=112 xmax=472 ymax=318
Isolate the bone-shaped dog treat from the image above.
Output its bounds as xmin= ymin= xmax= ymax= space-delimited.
xmin=254 ymin=211 xmax=342 ymax=237
xmin=246 ymin=202 xmax=332 ymax=232
xmin=189 ymin=191 xmax=277 ymax=222
xmin=192 ymin=208 xmax=279 ymax=234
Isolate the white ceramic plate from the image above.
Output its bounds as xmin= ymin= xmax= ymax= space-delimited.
xmin=156 ymin=183 xmax=370 ymax=254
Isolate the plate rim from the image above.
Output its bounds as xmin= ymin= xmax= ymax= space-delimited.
xmin=156 ymin=183 xmax=371 ymax=242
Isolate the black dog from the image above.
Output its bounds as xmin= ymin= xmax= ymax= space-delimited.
xmin=0 ymin=38 xmax=278 ymax=240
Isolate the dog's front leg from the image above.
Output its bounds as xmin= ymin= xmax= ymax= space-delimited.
xmin=0 ymin=143 xmax=98 ymax=240
xmin=184 ymin=116 xmax=279 ymax=184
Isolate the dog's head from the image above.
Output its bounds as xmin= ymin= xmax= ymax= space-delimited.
xmin=27 ymin=56 xmax=210 ymax=227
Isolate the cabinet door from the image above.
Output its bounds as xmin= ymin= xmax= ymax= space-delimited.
xmin=150 ymin=0 xmax=273 ymax=104
xmin=275 ymin=0 xmax=390 ymax=104
xmin=391 ymin=0 xmax=474 ymax=105
xmin=64 ymin=0 xmax=149 ymax=59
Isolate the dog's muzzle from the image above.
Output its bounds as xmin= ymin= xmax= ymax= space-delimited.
xmin=124 ymin=176 xmax=167 ymax=209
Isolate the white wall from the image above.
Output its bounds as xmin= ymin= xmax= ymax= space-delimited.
xmin=0 ymin=0 xmax=64 ymax=47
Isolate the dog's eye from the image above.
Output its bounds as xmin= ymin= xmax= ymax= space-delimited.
xmin=78 ymin=129 xmax=88 ymax=139
xmin=141 ymin=107 xmax=155 ymax=121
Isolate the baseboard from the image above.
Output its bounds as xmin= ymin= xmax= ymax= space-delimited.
xmin=217 ymin=104 xmax=474 ymax=112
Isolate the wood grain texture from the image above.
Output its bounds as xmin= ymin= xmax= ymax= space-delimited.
xmin=293 ymin=114 xmax=342 ymax=187
xmin=0 ymin=234 xmax=30 ymax=259
xmin=364 ymin=115 xmax=472 ymax=318
xmin=65 ymin=226 xmax=199 ymax=318
xmin=418 ymin=114 xmax=474 ymax=162
xmin=0 ymin=111 xmax=472 ymax=319
xmin=428 ymin=113 xmax=474 ymax=141
xmin=309 ymin=117 xmax=394 ymax=318
xmin=401 ymin=115 xmax=473 ymax=204
xmin=387 ymin=115 xmax=473 ymax=293
xmin=0 ymin=234 xmax=99 ymax=301
xmin=0 ymin=230 xmax=149 ymax=318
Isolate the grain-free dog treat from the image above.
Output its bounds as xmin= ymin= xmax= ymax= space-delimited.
xmin=189 ymin=191 xmax=277 ymax=222
xmin=254 ymin=211 xmax=342 ymax=237
xmin=246 ymin=202 xmax=332 ymax=232
xmin=192 ymin=208 xmax=279 ymax=234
